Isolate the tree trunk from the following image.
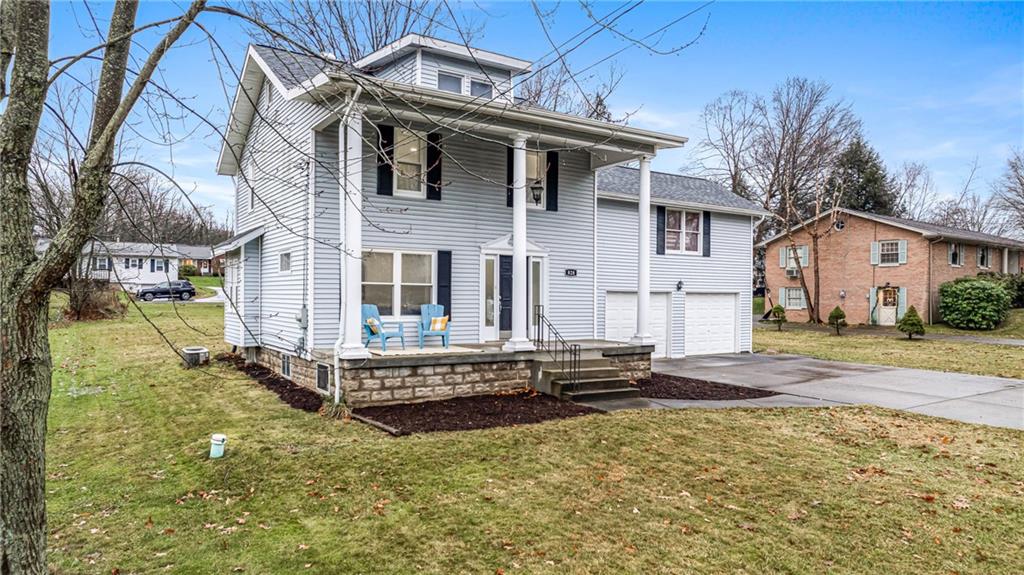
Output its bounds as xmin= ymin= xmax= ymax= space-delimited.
xmin=0 ymin=299 xmax=52 ymax=575
xmin=811 ymin=234 xmax=821 ymax=323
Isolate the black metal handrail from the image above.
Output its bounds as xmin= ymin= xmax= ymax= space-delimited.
xmin=533 ymin=304 xmax=581 ymax=393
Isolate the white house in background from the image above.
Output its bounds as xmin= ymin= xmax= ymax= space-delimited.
xmin=69 ymin=240 xmax=212 ymax=289
xmin=213 ymin=34 xmax=764 ymax=406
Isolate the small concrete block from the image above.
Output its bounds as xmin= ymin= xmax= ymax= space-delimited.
xmin=414 ymin=387 xmax=434 ymax=398
xmin=433 ymin=365 xmax=452 ymax=374
xmin=434 ymin=385 xmax=455 ymax=398
xmin=463 ymin=372 xmax=482 ymax=383
xmin=453 ymin=364 xmax=474 ymax=373
xmin=382 ymin=378 xmax=404 ymax=388
xmin=404 ymin=376 xmax=425 ymax=387
xmin=418 ymin=366 xmax=434 ymax=376
xmin=392 ymin=387 xmax=414 ymax=400
xmin=370 ymin=390 xmax=392 ymax=402
xmin=424 ymin=375 xmax=444 ymax=386
xmin=347 ymin=391 xmax=371 ymax=404
xmin=360 ymin=378 xmax=382 ymax=390
xmin=454 ymin=384 xmax=473 ymax=395
xmin=397 ymin=367 xmax=414 ymax=377
xmin=444 ymin=374 xmax=464 ymax=384
xmin=473 ymin=382 xmax=493 ymax=393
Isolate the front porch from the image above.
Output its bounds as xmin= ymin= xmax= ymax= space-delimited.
xmin=296 ymin=339 xmax=654 ymax=407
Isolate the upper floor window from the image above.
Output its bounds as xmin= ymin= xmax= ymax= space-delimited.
xmin=154 ymin=258 xmax=166 ymax=272
xmin=779 ymin=245 xmax=809 ymax=269
xmin=666 ymin=209 xmax=701 ymax=254
xmin=437 ymin=72 xmax=463 ymax=94
xmin=393 ymin=128 xmax=427 ymax=198
xmin=470 ymin=80 xmax=493 ymax=99
xmin=949 ymin=242 xmax=964 ymax=267
xmin=977 ymin=246 xmax=991 ymax=268
xmin=879 ymin=240 xmax=900 ymax=265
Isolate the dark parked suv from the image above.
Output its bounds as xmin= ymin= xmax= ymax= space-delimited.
xmin=137 ymin=280 xmax=196 ymax=301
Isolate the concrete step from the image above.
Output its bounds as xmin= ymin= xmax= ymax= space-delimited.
xmin=546 ymin=366 xmax=621 ymax=380
xmin=551 ymin=376 xmax=632 ymax=396
xmin=563 ymin=386 xmax=642 ymax=402
xmin=537 ymin=358 xmax=613 ymax=371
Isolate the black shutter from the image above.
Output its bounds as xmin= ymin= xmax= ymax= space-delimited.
xmin=702 ymin=211 xmax=711 ymax=257
xmin=505 ymin=146 xmax=514 ymax=207
xmin=164 ymin=259 xmax=169 ymax=272
xmin=107 ymin=257 xmax=112 ymax=270
xmin=545 ymin=151 xmax=558 ymax=212
xmin=656 ymin=206 xmax=666 ymax=255
xmin=376 ymin=125 xmax=394 ymax=196
xmin=437 ymin=250 xmax=452 ymax=319
xmin=150 ymin=258 xmax=155 ymax=272
xmin=426 ymin=132 xmax=443 ymax=201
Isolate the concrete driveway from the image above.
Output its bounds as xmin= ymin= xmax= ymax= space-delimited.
xmin=654 ymin=354 xmax=1024 ymax=430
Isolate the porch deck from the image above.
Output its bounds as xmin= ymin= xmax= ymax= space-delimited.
xmin=316 ymin=339 xmax=650 ymax=366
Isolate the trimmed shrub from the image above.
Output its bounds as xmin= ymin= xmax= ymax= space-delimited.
xmin=769 ymin=304 xmax=787 ymax=331
xmin=897 ymin=305 xmax=925 ymax=339
xmin=178 ymin=264 xmax=198 ymax=278
xmin=827 ymin=306 xmax=847 ymax=335
xmin=938 ymin=278 xmax=1011 ymax=330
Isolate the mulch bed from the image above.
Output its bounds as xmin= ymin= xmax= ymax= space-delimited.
xmin=635 ymin=372 xmax=779 ymax=400
xmin=216 ymin=353 xmax=323 ymax=412
xmin=353 ymin=389 xmax=600 ymax=435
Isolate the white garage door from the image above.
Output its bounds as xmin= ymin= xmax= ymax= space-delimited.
xmin=685 ymin=293 xmax=737 ymax=356
xmin=604 ymin=292 xmax=670 ymax=358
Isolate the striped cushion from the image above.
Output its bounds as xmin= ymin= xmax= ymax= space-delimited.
xmin=429 ymin=316 xmax=449 ymax=331
xmin=366 ymin=317 xmax=381 ymax=335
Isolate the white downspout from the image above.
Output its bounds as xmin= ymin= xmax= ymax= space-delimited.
xmin=333 ymin=86 xmax=363 ymax=406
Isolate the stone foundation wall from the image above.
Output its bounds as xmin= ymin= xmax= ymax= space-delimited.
xmin=605 ymin=352 xmax=652 ymax=382
xmin=253 ymin=347 xmax=332 ymax=393
xmin=340 ymin=359 xmax=531 ymax=407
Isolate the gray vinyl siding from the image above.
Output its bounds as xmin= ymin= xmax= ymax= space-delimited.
xmin=373 ymin=52 xmax=417 ymax=85
xmin=596 ymin=199 xmax=754 ymax=356
xmin=240 ymin=238 xmax=262 ymax=347
xmin=419 ymin=53 xmax=514 ymax=102
xmin=359 ymin=122 xmax=596 ymax=342
xmin=311 ymin=123 xmax=342 ymax=348
xmin=228 ymin=78 xmax=324 ymax=356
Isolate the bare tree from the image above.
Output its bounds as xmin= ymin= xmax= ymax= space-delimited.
xmin=994 ymin=149 xmax=1024 ymax=238
xmin=698 ymin=90 xmax=759 ymax=201
xmin=930 ymin=159 xmax=1013 ymax=236
xmin=0 ymin=1 xmax=206 ymax=570
xmin=891 ymin=161 xmax=938 ymax=220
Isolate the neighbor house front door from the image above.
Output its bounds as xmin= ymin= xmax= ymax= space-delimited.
xmin=878 ymin=287 xmax=899 ymax=326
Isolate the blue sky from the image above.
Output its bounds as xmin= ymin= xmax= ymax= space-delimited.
xmin=48 ymin=1 xmax=1023 ymax=218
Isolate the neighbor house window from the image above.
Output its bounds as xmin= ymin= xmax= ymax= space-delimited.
xmin=281 ymin=354 xmax=291 ymax=378
xmin=785 ymin=287 xmax=806 ymax=310
xmin=470 ymin=80 xmax=493 ymax=99
xmin=437 ymin=72 xmax=463 ymax=94
xmin=154 ymin=258 xmax=165 ymax=272
xmin=525 ymin=151 xmax=547 ymax=209
xmin=279 ymin=252 xmax=291 ymax=272
xmin=393 ymin=128 xmax=426 ymax=198
xmin=977 ymin=246 xmax=991 ymax=268
xmin=93 ymin=257 xmax=109 ymax=271
xmin=949 ymin=243 xmax=964 ymax=267
xmin=361 ymin=251 xmax=434 ymax=317
xmin=879 ymin=240 xmax=900 ymax=265
xmin=666 ymin=209 xmax=701 ymax=253
xmin=123 ymin=258 xmax=131 ymax=268
xmin=316 ymin=364 xmax=330 ymax=392
xmin=782 ymin=245 xmax=810 ymax=269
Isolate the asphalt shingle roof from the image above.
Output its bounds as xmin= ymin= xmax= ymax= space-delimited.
xmin=252 ymin=45 xmax=339 ymax=91
xmin=597 ymin=166 xmax=763 ymax=213
xmin=841 ymin=208 xmax=1024 ymax=249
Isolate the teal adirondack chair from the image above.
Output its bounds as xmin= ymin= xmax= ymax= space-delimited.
xmin=417 ymin=304 xmax=450 ymax=348
xmin=362 ymin=304 xmax=405 ymax=351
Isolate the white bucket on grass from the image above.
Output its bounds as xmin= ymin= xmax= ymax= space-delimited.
xmin=209 ymin=433 xmax=227 ymax=458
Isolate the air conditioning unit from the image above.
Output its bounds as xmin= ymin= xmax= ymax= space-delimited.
xmin=786 ymin=268 xmax=800 ymax=278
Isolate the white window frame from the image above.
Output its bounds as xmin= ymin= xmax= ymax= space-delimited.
xmin=525 ymin=150 xmax=547 ymax=211
xmin=784 ymin=287 xmax=807 ymax=310
xmin=977 ymin=246 xmax=991 ymax=269
xmin=94 ymin=257 xmax=109 ymax=271
xmin=153 ymin=258 xmax=165 ymax=272
xmin=878 ymin=240 xmax=900 ymax=266
xmin=281 ymin=354 xmax=291 ymax=379
xmin=279 ymin=252 xmax=291 ymax=273
xmin=362 ymin=250 xmax=436 ymax=319
xmin=316 ymin=363 xmax=330 ymax=392
xmin=784 ymin=245 xmax=809 ymax=269
xmin=393 ymin=128 xmax=428 ymax=199
xmin=949 ymin=242 xmax=964 ymax=267
xmin=470 ymin=78 xmax=493 ymax=99
xmin=666 ymin=209 xmax=702 ymax=255
xmin=436 ymin=71 xmax=464 ymax=94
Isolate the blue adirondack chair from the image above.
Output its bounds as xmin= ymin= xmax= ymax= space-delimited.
xmin=417 ymin=304 xmax=450 ymax=349
xmin=361 ymin=304 xmax=405 ymax=352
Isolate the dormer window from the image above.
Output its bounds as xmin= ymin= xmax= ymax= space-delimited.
xmin=437 ymin=72 xmax=462 ymax=94
xmin=470 ymin=80 xmax=493 ymax=99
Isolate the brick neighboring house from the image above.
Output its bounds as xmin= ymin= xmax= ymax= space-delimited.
xmin=762 ymin=208 xmax=1024 ymax=325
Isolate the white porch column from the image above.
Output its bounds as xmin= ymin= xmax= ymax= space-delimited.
xmin=1002 ymin=247 xmax=1009 ymax=274
xmin=339 ymin=112 xmax=371 ymax=359
xmin=631 ymin=155 xmax=655 ymax=346
xmin=503 ymin=134 xmax=535 ymax=352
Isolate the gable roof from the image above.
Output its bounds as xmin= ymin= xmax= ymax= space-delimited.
xmin=597 ymin=166 xmax=767 ymax=217
xmin=354 ymin=34 xmax=532 ymax=74
xmin=761 ymin=207 xmax=1024 ymax=249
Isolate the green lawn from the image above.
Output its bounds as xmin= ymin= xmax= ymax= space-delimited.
xmin=754 ymin=329 xmax=1024 ymax=380
xmin=753 ymin=296 xmax=765 ymax=316
xmin=928 ymin=308 xmax=1024 ymax=339
xmin=45 ymin=305 xmax=1024 ymax=573
xmin=185 ymin=275 xmax=222 ymax=299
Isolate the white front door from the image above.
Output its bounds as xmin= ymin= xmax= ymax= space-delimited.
xmin=684 ymin=293 xmax=738 ymax=356
xmin=604 ymin=292 xmax=670 ymax=358
xmin=878 ymin=287 xmax=899 ymax=326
